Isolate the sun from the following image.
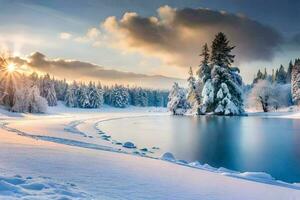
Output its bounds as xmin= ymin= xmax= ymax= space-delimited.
xmin=6 ymin=63 xmax=16 ymax=73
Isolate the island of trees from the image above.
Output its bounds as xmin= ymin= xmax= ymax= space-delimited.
xmin=167 ymin=32 xmax=300 ymax=115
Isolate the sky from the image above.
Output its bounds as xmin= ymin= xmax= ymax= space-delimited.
xmin=0 ymin=0 xmax=300 ymax=88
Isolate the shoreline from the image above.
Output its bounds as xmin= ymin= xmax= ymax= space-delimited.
xmin=1 ymin=105 xmax=300 ymax=199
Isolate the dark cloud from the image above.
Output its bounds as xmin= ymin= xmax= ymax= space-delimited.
xmin=102 ymin=6 xmax=283 ymax=67
xmin=11 ymin=52 xmax=184 ymax=89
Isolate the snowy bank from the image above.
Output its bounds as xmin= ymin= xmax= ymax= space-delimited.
xmin=0 ymin=105 xmax=300 ymax=199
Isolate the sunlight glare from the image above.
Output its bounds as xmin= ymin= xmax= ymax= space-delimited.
xmin=7 ymin=63 xmax=16 ymax=73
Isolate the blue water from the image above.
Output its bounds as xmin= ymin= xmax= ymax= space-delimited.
xmin=99 ymin=115 xmax=300 ymax=183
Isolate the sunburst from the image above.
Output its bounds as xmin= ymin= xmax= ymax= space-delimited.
xmin=6 ymin=63 xmax=16 ymax=73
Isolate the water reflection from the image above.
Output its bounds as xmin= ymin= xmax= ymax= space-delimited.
xmin=99 ymin=115 xmax=300 ymax=183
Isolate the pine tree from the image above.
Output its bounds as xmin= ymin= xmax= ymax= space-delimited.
xmin=77 ymin=84 xmax=90 ymax=108
xmin=210 ymin=32 xmax=235 ymax=67
xmin=132 ymin=87 xmax=148 ymax=107
xmin=65 ymin=82 xmax=78 ymax=107
xmin=271 ymin=69 xmax=276 ymax=83
xmin=187 ymin=67 xmax=201 ymax=113
xmin=110 ymin=85 xmax=129 ymax=108
xmin=253 ymin=69 xmax=264 ymax=84
xmin=40 ymin=74 xmax=57 ymax=106
xmin=262 ymin=68 xmax=268 ymax=80
xmin=2 ymin=74 xmax=16 ymax=109
xmin=211 ymin=65 xmax=244 ymax=115
xmin=167 ymin=82 xmax=189 ymax=115
xmin=28 ymin=85 xmax=47 ymax=113
xmin=202 ymin=32 xmax=244 ymax=115
xmin=87 ymin=82 xmax=104 ymax=108
xmin=197 ymin=43 xmax=211 ymax=83
xmin=275 ymin=65 xmax=287 ymax=84
xmin=286 ymin=61 xmax=293 ymax=83
xmin=54 ymin=79 xmax=68 ymax=101
xmin=291 ymin=59 xmax=300 ymax=105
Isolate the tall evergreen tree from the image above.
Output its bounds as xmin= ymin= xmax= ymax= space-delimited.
xmin=40 ymin=74 xmax=57 ymax=106
xmin=262 ymin=68 xmax=268 ymax=80
xmin=210 ymin=32 xmax=235 ymax=67
xmin=275 ymin=65 xmax=287 ymax=84
xmin=187 ymin=67 xmax=201 ymax=113
xmin=200 ymin=32 xmax=244 ymax=115
xmin=197 ymin=43 xmax=211 ymax=83
xmin=291 ymin=59 xmax=300 ymax=105
xmin=77 ymin=84 xmax=90 ymax=108
xmin=65 ymin=81 xmax=78 ymax=107
xmin=2 ymin=74 xmax=16 ymax=109
xmin=286 ymin=61 xmax=293 ymax=83
xmin=110 ymin=85 xmax=129 ymax=108
xmin=87 ymin=82 xmax=104 ymax=108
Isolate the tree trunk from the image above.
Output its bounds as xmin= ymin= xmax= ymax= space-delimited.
xmin=259 ymin=95 xmax=268 ymax=112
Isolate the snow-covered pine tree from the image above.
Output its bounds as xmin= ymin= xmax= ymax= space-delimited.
xmin=167 ymin=82 xmax=189 ymax=115
xmin=54 ymin=79 xmax=68 ymax=101
xmin=77 ymin=84 xmax=90 ymax=108
xmin=28 ymin=85 xmax=47 ymax=113
xmin=64 ymin=82 xmax=78 ymax=107
xmin=291 ymin=59 xmax=300 ymax=105
xmin=132 ymin=87 xmax=148 ymax=107
xmin=40 ymin=74 xmax=57 ymax=106
xmin=12 ymin=75 xmax=30 ymax=113
xmin=197 ymin=43 xmax=211 ymax=83
xmin=31 ymin=86 xmax=47 ymax=113
xmin=87 ymin=82 xmax=104 ymax=108
xmin=2 ymin=73 xmax=16 ymax=110
xmin=153 ymin=91 xmax=162 ymax=107
xmin=187 ymin=67 xmax=202 ymax=113
xmin=146 ymin=90 xmax=155 ymax=107
xmin=275 ymin=65 xmax=287 ymax=84
xmin=286 ymin=61 xmax=293 ymax=83
xmin=29 ymin=72 xmax=39 ymax=86
xmin=201 ymin=32 xmax=244 ymax=115
xmin=110 ymin=85 xmax=129 ymax=108
xmin=253 ymin=69 xmax=264 ymax=84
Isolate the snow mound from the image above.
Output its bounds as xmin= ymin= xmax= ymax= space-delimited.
xmin=0 ymin=174 xmax=91 ymax=199
xmin=236 ymin=172 xmax=275 ymax=181
xmin=161 ymin=152 xmax=176 ymax=162
xmin=122 ymin=142 xmax=136 ymax=148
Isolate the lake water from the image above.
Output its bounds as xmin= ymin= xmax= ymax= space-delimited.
xmin=98 ymin=115 xmax=300 ymax=183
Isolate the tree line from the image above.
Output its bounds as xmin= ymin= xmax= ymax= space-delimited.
xmin=247 ymin=59 xmax=300 ymax=112
xmin=0 ymin=59 xmax=168 ymax=113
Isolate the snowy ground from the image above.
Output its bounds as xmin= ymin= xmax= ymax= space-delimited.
xmin=1 ymin=103 xmax=300 ymax=200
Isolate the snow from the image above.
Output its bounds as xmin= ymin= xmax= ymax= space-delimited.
xmin=161 ymin=152 xmax=176 ymax=162
xmin=0 ymin=174 xmax=90 ymax=199
xmin=0 ymin=104 xmax=300 ymax=199
xmin=122 ymin=142 xmax=136 ymax=148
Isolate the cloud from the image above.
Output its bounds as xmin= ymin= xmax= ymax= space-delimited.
xmin=100 ymin=5 xmax=283 ymax=68
xmin=11 ymin=52 xmax=184 ymax=89
xmin=73 ymin=27 xmax=102 ymax=44
xmin=59 ymin=32 xmax=72 ymax=40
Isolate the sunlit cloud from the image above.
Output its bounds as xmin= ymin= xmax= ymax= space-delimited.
xmin=59 ymin=32 xmax=72 ymax=40
xmin=71 ymin=27 xmax=102 ymax=45
xmin=10 ymin=52 xmax=185 ymax=89
xmin=97 ymin=5 xmax=283 ymax=69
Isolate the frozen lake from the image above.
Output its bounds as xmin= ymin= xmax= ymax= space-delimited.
xmin=99 ymin=115 xmax=300 ymax=183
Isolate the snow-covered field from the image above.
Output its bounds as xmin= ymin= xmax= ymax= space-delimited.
xmin=1 ymin=103 xmax=300 ymax=200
